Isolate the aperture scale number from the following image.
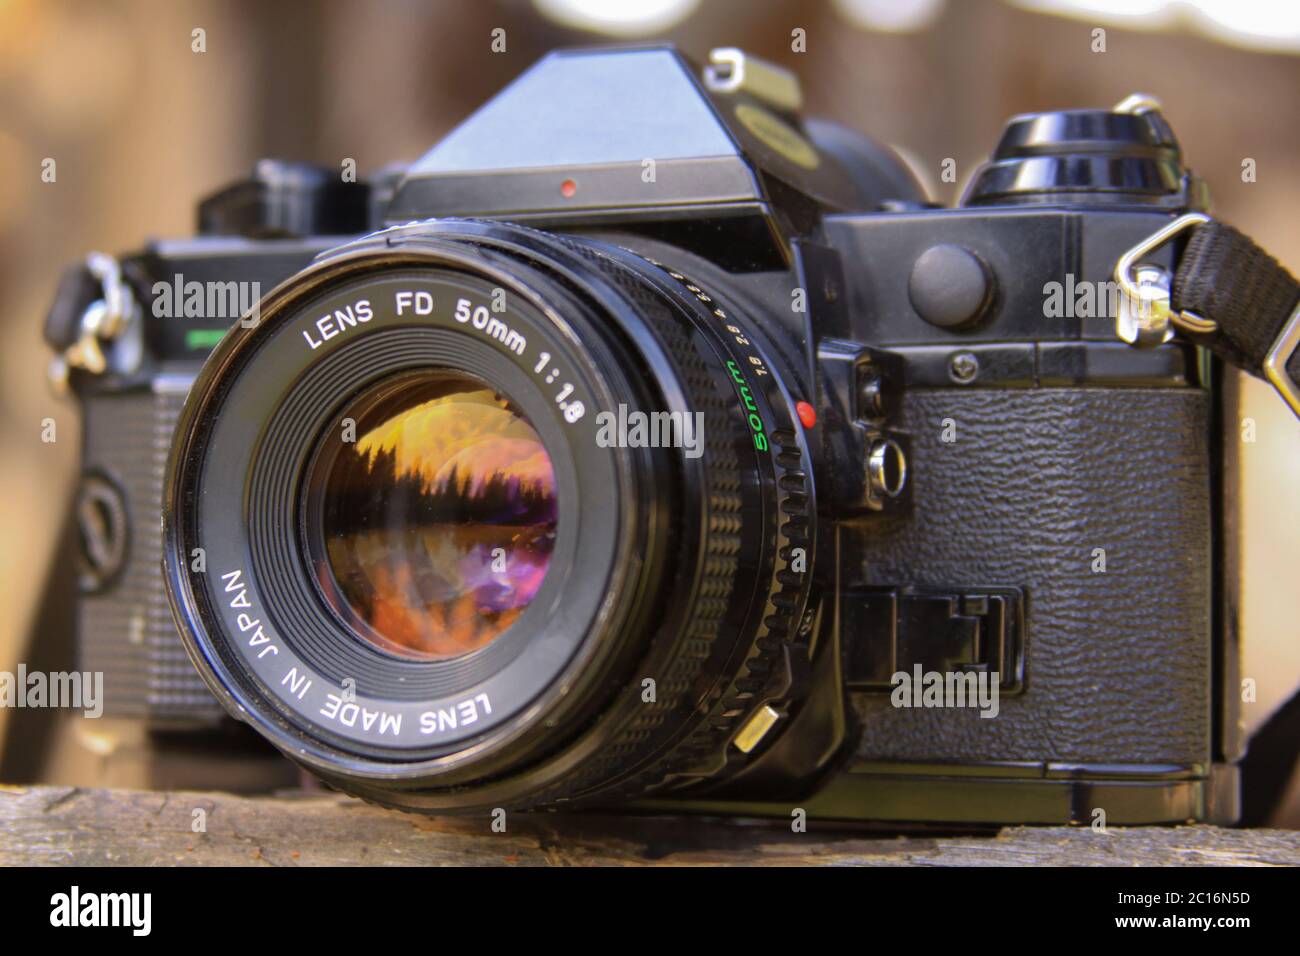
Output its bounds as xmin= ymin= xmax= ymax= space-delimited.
xmin=534 ymin=352 xmax=585 ymax=423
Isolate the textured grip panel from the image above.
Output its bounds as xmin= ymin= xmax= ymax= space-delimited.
xmin=851 ymin=387 xmax=1212 ymax=766
xmin=79 ymin=387 xmax=225 ymax=725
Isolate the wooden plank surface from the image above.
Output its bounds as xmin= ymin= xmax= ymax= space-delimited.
xmin=2 ymin=785 xmax=1298 ymax=866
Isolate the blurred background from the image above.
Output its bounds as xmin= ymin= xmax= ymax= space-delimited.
xmin=0 ymin=0 xmax=1297 ymax=821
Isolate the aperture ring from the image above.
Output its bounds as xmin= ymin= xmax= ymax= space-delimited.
xmin=590 ymin=256 xmax=817 ymax=799
xmin=505 ymin=237 xmax=749 ymax=805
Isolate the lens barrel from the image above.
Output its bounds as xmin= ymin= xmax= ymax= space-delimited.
xmin=163 ymin=220 xmax=814 ymax=811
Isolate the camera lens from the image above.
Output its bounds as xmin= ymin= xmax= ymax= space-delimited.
xmin=304 ymin=370 xmax=557 ymax=662
xmin=163 ymin=220 xmax=815 ymax=812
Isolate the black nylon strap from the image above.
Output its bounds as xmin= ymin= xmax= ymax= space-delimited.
xmin=1170 ymin=220 xmax=1300 ymax=386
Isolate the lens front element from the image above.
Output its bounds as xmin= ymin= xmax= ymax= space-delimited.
xmin=307 ymin=370 xmax=557 ymax=661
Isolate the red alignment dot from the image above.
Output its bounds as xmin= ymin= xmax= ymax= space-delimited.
xmin=560 ymin=179 xmax=577 ymax=198
xmin=796 ymin=401 xmax=817 ymax=429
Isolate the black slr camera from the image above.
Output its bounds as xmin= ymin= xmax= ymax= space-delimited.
xmin=47 ymin=46 xmax=1247 ymax=825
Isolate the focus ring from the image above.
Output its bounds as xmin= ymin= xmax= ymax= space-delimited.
xmin=508 ymin=238 xmax=749 ymax=805
xmin=591 ymin=261 xmax=814 ymax=800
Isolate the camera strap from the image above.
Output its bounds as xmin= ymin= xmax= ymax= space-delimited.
xmin=1116 ymin=214 xmax=1300 ymax=418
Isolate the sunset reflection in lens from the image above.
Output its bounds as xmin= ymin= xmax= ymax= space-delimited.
xmin=311 ymin=371 xmax=556 ymax=660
